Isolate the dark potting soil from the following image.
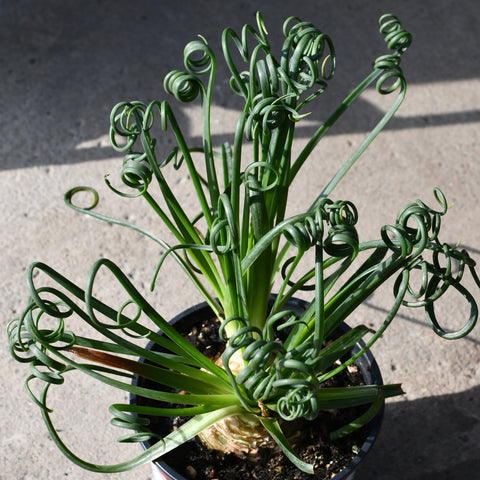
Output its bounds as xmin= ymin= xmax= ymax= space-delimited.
xmin=140 ymin=316 xmax=371 ymax=480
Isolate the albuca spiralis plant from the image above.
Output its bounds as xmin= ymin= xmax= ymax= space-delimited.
xmin=8 ymin=12 xmax=480 ymax=476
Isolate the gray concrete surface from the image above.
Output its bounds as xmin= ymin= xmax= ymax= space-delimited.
xmin=1 ymin=1 xmax=479 ymax=479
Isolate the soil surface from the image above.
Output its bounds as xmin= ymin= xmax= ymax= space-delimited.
xmin=137 ymin=316 xmax=373 ymax=480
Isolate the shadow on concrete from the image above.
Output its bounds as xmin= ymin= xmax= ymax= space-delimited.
xmin=61 ymin=105 xmax=480 ymax=167
xmin=1 ymin=0 xmax=479 ymax=169
xmin=355 ymin=385 xmax=480 ymax=480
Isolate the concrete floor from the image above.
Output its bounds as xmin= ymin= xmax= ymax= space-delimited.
xmin=1 ymin=1 xmax=479 ymax=479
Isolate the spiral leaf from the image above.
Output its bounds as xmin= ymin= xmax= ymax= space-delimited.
xmin=7 ymin=12 xmax=480 ymax=476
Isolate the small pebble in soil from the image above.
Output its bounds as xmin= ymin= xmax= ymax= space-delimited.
xmin=185 ymin=465 xmax=198 ymax=478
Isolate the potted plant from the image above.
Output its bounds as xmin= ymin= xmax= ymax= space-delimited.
xmin=8 ymin=11 xmax=479 ymax=479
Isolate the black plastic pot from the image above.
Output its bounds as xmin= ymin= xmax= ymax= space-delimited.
xmin=131 ymin=298 xmax=384 ymax=480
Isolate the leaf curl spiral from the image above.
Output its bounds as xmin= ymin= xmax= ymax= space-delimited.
xmin=374 ymin=14 xmax=412 ymax=94
xmin=222 ymin=12 xmax=336 ymax=144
